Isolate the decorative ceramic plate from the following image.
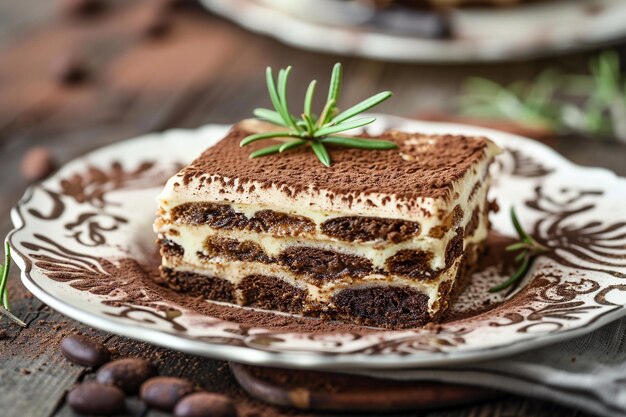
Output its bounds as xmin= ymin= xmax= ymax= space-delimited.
xmin=200 ymin=0 xmax=626 ymax=63
xmin=8 ymin=115 xmax=626 ymax=369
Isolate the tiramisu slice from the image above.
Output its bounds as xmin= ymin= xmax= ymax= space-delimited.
xmin=154 ymin=119 xmax=500 ymax=328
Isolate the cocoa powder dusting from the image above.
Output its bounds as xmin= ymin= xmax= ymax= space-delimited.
xmin=180 ymin=124 xmax=492 ymax=210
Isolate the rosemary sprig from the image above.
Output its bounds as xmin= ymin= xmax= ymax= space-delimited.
xmin=0 ymin=240 xmax=26 ymax=327
xmin=489 ymin=207 xmax=549 ymax=293
xmin=459 ymin=51 xmax=626 ymax=143
xmin=241 ymin=63 xmax=396 ymax=167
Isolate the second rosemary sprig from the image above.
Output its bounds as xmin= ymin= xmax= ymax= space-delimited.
xmin=458 ymin=51 xmax=626 ymax=142
xmin=0 ymin=240 xmax=26 ymax=327
xmin=489 ymin=207 xmax=549 ymax=293
xmin=240 ymin=63 xmax=397 ymax=167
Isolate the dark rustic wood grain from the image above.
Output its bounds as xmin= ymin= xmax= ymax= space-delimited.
xmin=0 ymin=1 xmax=624 ymax=416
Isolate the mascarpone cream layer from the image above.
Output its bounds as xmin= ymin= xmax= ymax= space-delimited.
xmin=158 ymin=201 xmax=488 ymax=273
xmin=156 ymin=176 xmax=490 ymax=274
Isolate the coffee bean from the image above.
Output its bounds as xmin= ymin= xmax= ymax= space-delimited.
xmin=20 ymin=147 xmax=56 ymax=182
xmin=58 ymin=0 xmax=105 ymax=17
xmin=61 ymin=335 xmax=111 ymax=367
xmin=140 ymin=376 xmax=195 ymax=411
xmin=51 ymin=53 xmax=88 ymax=85
xmin=139 ymin=8 xmax=171 ymax=39
xmin=159 ymin=0 xmax=191 ymax=9
xmin=67 ymin=381 xmax=125 ymax=415
xmin=96 ymin=358 xmax=157 ymax=394
xmin=174 ymin=392 xmax=237 ymax=417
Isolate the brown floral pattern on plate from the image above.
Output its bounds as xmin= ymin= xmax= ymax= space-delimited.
xmin=7 ymin=120 xmax=626 ymax=369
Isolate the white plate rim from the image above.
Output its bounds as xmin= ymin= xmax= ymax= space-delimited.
xmin=7 ymin=115 xmax=626 ymax=370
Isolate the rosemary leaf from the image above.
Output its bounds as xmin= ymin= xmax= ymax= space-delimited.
xmin=510 ymin=207 xmax=532 ymax=243
xmin=0 ymin=241 xmax=24 ymax=327
xmin=314 ymin=117 xmax=376 ymax=137
xmin=514 ymin=251 xmax=527 ymax=263
xmin=324 ymin=63 xmax=342 ymax=124
xmin=464 ymin=77 xmax=505 ymax=95
xmin=0 ymin=304 xmax=20 ymax=325
xmin=317 ymin=98 xmax=336 ymax=129
xmin=249 ymin=143 xmax=284 ymax=158
xmin=240 ymin=132 xmax=297 ymax=147
xmin=304 ymin=80 xmax=317 ymax=117
xmin=253 ymin=108 xmax=287 ymax=126
xmin=489 ymin=254 xmax=531 ymax=293
xmin=277 ymin=67 xmax=285 ymax=89
xmin=526 ymin=68 xmax=560 ymax=109
xmin=279 ymin=139 xmax=307 ymax=152
xmin=490 ymin=206 xmax=550 ymax=293
xmin=0 ymin=306 xmax=26 ymax=327
xmin=321 ymin=136 xmax=397 ymax=149
xmin=0 ymin=241 xmax=10 ymax=309
xmin=0 ymin=264 xmax=6 ymax=310
xmin=0 ymin=264 xmax=5 ymax=309
xmin=311 ymin=141 xmax=331 ymax=167
xmin=265 ymin=67 xmax=291 ymax=128
xmin=593 ymin=51 xmax=620 ymax=101
xmin=331 ymin=91 xmax=392 ymax=125
xmin=302 ymin=113 xmax=316 ymax=136
xmin=278 ymin=66 xmax=298 ymax=131
xmin=505 ymin=242 xmax=530 ymax=252
xmin=329 ymin=63 xmax=342 ymax=102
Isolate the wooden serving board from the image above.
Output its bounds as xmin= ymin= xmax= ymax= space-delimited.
xmin=229 ymin=362 xmax=500 ymax=412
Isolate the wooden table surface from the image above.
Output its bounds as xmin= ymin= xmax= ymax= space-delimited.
xmin=1 ymin=2 xmax=626 ymax=416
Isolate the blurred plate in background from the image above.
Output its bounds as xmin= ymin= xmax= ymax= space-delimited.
xmin=199 ymin=0 xmax=626 ymax=63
